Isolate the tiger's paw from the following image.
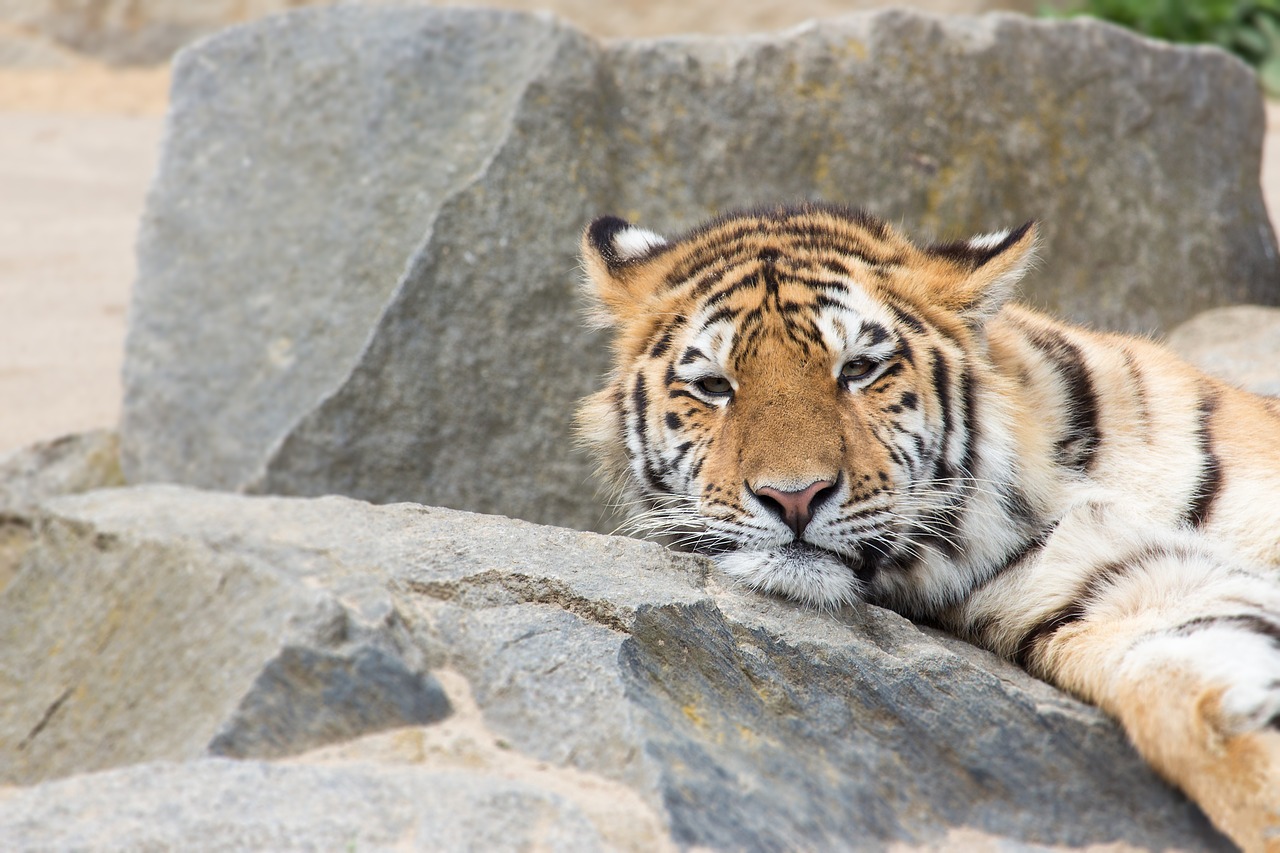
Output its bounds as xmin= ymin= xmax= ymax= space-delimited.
xmin=1201 ymin=725 xmax=1280 ymax=853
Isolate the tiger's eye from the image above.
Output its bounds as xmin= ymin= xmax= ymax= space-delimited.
xmin=840 ymin=358 xmax=876 ymax=382
xmin=695 ymin=376 xmax=733 ymax=396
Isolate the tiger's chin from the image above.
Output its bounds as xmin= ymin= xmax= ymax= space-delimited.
xmin=716 ymin=543 xmax=866 ymax=610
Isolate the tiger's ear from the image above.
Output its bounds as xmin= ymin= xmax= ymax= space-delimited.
xmin=580 ymin=216 xmax=670 ymax=327
xmin=927 ymin=221 xmax=1037 ymax=324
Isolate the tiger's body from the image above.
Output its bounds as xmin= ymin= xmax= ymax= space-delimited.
xmin=576 ymin=203 xmax=1280 ymax=851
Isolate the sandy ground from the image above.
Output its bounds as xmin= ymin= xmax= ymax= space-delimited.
xmin=0 ymin=59 xmax=1277 ymax=456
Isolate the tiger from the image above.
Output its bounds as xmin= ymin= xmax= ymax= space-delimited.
xmin=575 ymin=202 xmax=1280 ymax=852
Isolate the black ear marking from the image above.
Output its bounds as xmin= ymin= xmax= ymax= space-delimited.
xmin=585 ymin=215 xmax=669 ymax=271
xmin=929 ymin=220 xmax=1037 ymax=270
xmin=587 ymin=216 xmax=633 ymax=269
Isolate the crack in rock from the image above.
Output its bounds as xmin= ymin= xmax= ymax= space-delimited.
xmin=404 ymin=572 xmax=630 ymax=633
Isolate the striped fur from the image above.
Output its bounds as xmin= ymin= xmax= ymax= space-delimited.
xmin=577 ymin=203 xmax=1280 ymax=851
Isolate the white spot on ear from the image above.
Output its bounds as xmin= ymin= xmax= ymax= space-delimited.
xmin=612 ymin=226 xmax=667 ymax=261
xmin=967 ymin=229 xmax=1012 ymax=251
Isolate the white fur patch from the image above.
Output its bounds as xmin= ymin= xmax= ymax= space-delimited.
xmin=718 ymin=547 xmax=864 ymax=610
xmin=1124 ymin=627 xmax=1280 ymax=736
xmin=967 ymin=229 xmax=1012 ymax=251
xmin=612 ymin=226 xmax=667 ymax=261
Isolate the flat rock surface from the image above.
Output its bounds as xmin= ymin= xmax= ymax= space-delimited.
xmin=0 ymin=485 xmax=1231 ymax=849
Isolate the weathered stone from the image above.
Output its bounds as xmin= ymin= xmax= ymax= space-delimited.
xmin=0 ymin=1 xmax=1066 ymax=66
xmin=0 ymin=487 xmax=449 ymax=785
xmin=0 ymin=486 xmax=1231 ymax=849
xmin=1166 ymin=305 xmax=1280 ymax=396
xmin=121 ymin=7 xmax=1279 ymax=535
xmin=0 ymin=429 xmax=123 ymax=514
xmin=0 ymin=430 xmax=123 ymax=593
xmin=0 ymin=760 xmax=622 ymax=851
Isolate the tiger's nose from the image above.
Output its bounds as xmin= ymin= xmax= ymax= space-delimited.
xmin=750 ymin=479 xmax=837 ymax=538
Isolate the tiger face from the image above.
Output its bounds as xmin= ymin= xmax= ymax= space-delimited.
xmin=576 ymin=204 xmax=1037 ymax=609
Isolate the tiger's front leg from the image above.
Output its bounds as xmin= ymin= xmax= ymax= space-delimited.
xmin=985 ymin=499 xmax=1280 ymax=851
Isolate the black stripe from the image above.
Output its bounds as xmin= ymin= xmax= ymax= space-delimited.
xmin=987 ymin=523 xmax=1054 ymax=583
xmin=1012 ymin=543 xmax=1193 ymax=669
xmin=679 ymin=347 xmax=707 ymax=365
xmin=928 ymin=222 xmax=1033 ymax=271
xmin=1000 ymin=485 xmax=1037 ymax=528
xmin=660 ymin=202 xmax=901 ymax=283
xmin=1015 ymin=321 xmax=1101 ymax=472
xmin=861 ymin=322 xmax=889 ymax=347
xmin=813 ymin=294 xmax=849 ymax=313
xmin=915 ymin=354 xmax=971 ymax=559
xmin=1182 ymin=390 xmax=1222 ymax=529
xmin=788 ymin=275 xmax=860 ymax=296
xmin=685 ymin=264 xmax=730 ymax=300
xmin=1012 ymin=554 xmax=1133 ymax=668
xmin=931 ymin=350 xmax=953 ymax=459
xmin=957 ymin=367 xmax=978 ymax=479
xmin=868 ymin=361 xmax=905 ymax=390
xmin=895 ymin=335 xmax=915 ymax=367
xmin=701 ymin=268 xmax=763 ymax=309
xmin=1120 ymin=348 xmax=1151 ymax=435
xmin=1171 ymin=613 xmax=1280 ymax=645
xmin=762 ymin=262 xmax=781 ymax=298
xmin=885 ymin=301 xmax=926 ymax=335
xmin=649 ymin=331 xmax=674 ymax=359
xmin=689 ymin=453 xmax=705 ymax=481
xmin=701 ymin=305 xmax=741 ymax=328
xmin=631 ymin=375 xmax=670 ymax=494
xmin=1013 ymin=600 xmax=1086 ymax=669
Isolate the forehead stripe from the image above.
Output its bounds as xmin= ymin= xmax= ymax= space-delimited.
xmin=679 ymin=346 xmax=708 ymax=365
xmin=700 ymin=268 xmax=766 ymax=309
xmin=860 ymin=323 xmax=889 ymax=346
xmin=665 ymin=222 xmax=901 ymax=284
xmin=648 ymin=330 xmax=674 ymax=359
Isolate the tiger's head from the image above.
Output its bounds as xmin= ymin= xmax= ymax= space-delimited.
xmin=576 ymin=203 xmax=1036 ymax=609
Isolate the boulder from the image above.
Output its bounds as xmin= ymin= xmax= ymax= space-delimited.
xmin=0 ymin=1 xmax=1064 ymax=66
xmin=0 ymin=486 xmax=1231 ymax=849
xmin=0 ymin=430 xmax=123 ymax=593
xmin=121 ymin=7 xmax=1279 ymax=534
xmin=1166 ymin=304 xmax=1280 ymax=396
xmin=0 ymin=429 xmax=123 ymax=515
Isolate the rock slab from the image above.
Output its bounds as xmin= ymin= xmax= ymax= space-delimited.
xmin=0 ymin=486 xmax=1231 ymax=849
xmin=121 ymin=7 xmax=1280 ymax=534
xmin=1167 ymin=304 xmax=1280 ymax=397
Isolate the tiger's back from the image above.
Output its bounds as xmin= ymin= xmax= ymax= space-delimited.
xmin=577 ymin=203 xmax=1280 ymax=851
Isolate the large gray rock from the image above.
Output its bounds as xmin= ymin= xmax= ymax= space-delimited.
xmin=121 ymin=7 xmax=1279 ymax=534
xmin=0 ymin=486 xmax=1231 ymax=849
xmin=1167 ymin=304 xmax=1280 ymax=396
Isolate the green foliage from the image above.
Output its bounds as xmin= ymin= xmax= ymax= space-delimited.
xmin=1053 ymin=0 xmax=1280 ymax=94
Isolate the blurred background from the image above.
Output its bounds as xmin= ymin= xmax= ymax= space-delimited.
xmin=2 ymin=0 xmax=1276 ymax=454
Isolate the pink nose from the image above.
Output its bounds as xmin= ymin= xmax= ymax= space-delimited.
xmin=751 ymin=479 xmax=836 ymax=538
